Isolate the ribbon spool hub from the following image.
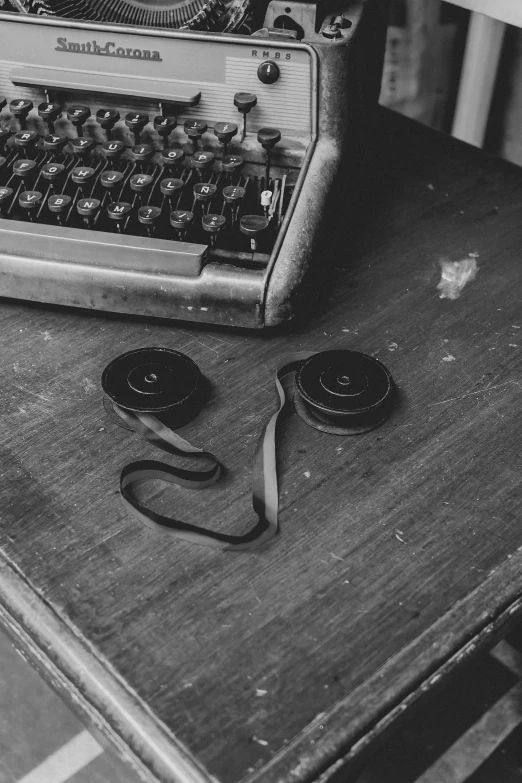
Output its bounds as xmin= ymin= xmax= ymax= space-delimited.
xmin=101 ymin=347 xmax=203 ymax=429
xmin=294 ymin=350 xmax=395 ymax=435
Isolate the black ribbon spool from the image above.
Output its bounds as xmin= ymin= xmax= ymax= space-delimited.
xmin=101 ymin=347 xmax=203 ymax=429
xmin=294 ymin=350 xmax=395 ymax=435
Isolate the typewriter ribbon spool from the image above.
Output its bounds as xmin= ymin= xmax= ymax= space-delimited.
xmin=101 ymin=348 xmax=395 ymax=550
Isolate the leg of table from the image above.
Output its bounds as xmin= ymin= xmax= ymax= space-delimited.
xmin=451 ymin=11 xmax=507 ymax=147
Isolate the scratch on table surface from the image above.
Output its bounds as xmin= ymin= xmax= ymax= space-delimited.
xmin=12 ymin=382 xmax=54 ymax=405
xmin=430 ymin=380 xmax=522 ymax=406
xmin=437 ymin=257 xmax=478 ymax=300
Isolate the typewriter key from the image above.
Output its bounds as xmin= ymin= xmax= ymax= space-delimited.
xmin=193 ymin=182 xmax=217 ymax=203
xmin=240 ymin=214 xmax=269 ymax=251
xmin=221 ymin=154 xmax=244 ymax=176
xmin=125 ymin=112 xmax=149 ymax=141
xmin=132 ymin=144 xmax=155 ymax=166
xmin=108 ymin=201 xmax=132 ymax=232
xmin=258 ymin=127 xmax=281 ymax=186
xmin=102 ymin=140 xmax=125 ymax=161
xmin=0 ymin=186 xmax=13 ymax=215
xmin=19 ymin=190 xmax=43 ymax=218
xmin=67 ymin=105 xmax=91 ymax=135
xmin=154 ymin=115 xmax=177 ymax=142
xmin=43 ymin=134 xmax=67 ymax=155
xmin=71 ymin=137 xmax=96 ymax=156
xmin=161 ymin=147 xmax=184 ymax=168
xmin=160 ymin=178 xmax=183 ymax=199
xmin=41 ymin=162 xmax=65 ymax=187
xmin=170 ymin=209 xmax=194 ymax=235
xmin=130 ymin=173 xmax=154 ymax=193
xmin=10 ymin=99 xmax=33 ymax=129
xmin=191 ymin=151 xmax=214 ymax=173
xmin=14 ymin=130 xmax=38 ymax=154
xmin=96 ymin=108 xmax=120 ymax=137
xmin=0 ymin=157 xmax=6 ymax=171
xmin=71 ymin=166 xmax=96 ymax=186
xmin=100 ymin=170 xmax=124 ymax=189
xmin=48 ymin=193 xmax=72 ymax=223
xmin=234 ymin=92 xmax=257 ymax=140
xmin=0 ymin=127 xmax=12 ymax=153
xmin=202 ymin=213 xmax=226 ymax=245
xmin=138 ymin=205 xmax=162 ymax=235
xmin=214 ymin=122 xmax=238 ymax=156
xmin=184 ymin=119 xmax=207 ymax=149
xmin=0 ymin=97 xmax=6 ymax=110
xmin=13 ymin=159 xmax=36 ymax=178
xmin=38 ymin=102 xmax=61 ymax=131
xmin=77 ymin=197 xmax=101 ymax=227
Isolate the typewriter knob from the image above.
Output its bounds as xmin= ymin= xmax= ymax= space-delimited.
xmin=240 ymin=214 xmax=269 ymax=251
xmin=71 ymin=137 xmax=96 ymax=157
xmin=14 ymin=130 xmax=39 ymax=155
xmin=138 ymin=205 xmax=162 ymax=235
xmin=41 ymin=162 xmax=65 ymax=185
xmin=67 ymin=105 xmax=91 ymax=135
xmin=107 ymin=201 xmax=132 ymax=232
xmin=125 ymin=112 xmax=149 ymax=140
xmin=130 ymin=173 xmax=154 ymax=193
xmin=202 ymin=213 xmax=226 ymax=246
xmin=19 ymin=190 xmax=43 ymax=218
xmin=44 ymin=134 xmax=68 ymax=155
xmin=161 ymin=147 xmax=184 ymax=168
xmin=222 ymin=185 xmax=246 ymax=204
xmin=96 ymin=108 xmax=120 ymax=132
xmin=10 ymin=99 xmax=33 ymax=129
xmin=47 ymin=193 xmax=72 ymax=223
xmin=77 ymin=197 xmax=101 ymax=227
xmin=191 ymin=151 xmax=215 ymax=172
xmin=0 ymin=127 xmax=12 ymax=152
xmin=154 ymin=115 xmax=177 ymax=141
xmin=102 ymin=140 xmax=125 ymax=160
xmin=38 ymin=102 xmax=61 ymax=130
xmin=221 ymin=154 xmax=244 ymax=175
xmin=71 ymin=166 xmax=96 ymax=187
xmin=257 ymin=60 xmax=280 ymax=84
xmin=13 ymin=159 xmax=37 ymax=178
xmin=160 ymin=177 xmax=184 ymax=199
xmin=100 ymin=170 xmax=124 ymax=189
xmin=170 ymin=209 xmax=194 ymax=235
xmin=193 ymin=182 xmax=217 ymax=203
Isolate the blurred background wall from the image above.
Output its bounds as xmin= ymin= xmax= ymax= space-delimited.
xmin=379 ymin=0 xmax=522 ymax=166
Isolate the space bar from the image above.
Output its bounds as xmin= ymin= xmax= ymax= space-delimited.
xmin=0 ymin=220 xmax=206 ymax=277
xmin=10 ymin=66 xmax=202 ymax=106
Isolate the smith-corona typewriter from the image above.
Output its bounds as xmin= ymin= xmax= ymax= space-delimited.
xmin=0 ymin=0 xmax=387 ymax=327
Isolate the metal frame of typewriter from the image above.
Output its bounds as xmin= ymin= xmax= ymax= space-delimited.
xmin=0 ymin=2 xmax=388 ymax=328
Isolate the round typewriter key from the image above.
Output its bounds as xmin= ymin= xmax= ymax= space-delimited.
xmin=154 ymin=115 xmax=177 ymax=139
xmin=107 ymin=201 xmax=132 ymax=232
xmin=214 ymin=122 xmax=238 ymax=145
xmin=125 ymin=112 xmax=149 ymax=138
xmin=0 ymin=186 xmax=13 ymax=213
xmin=193 ymin=182 xmax=217 ymax=202
xmin=67 ymin=105 xmax=91 ymax=133
xmin=222 ymin=185 xmax=246 ymax=204
xmin=160 ymin=177 xmax=183 ymax=198
xmin=19 ymin=190 xmax=43 ymax=215
xmin=234 ymin=92 xmax=257 ymax=113
xmin=295 ymin=350 xmax=395 ymax=434
xmin=48 ymin=193 xmax=72 ymax=217
xmin=77 ymin=198 xmax=101 ymax=226
xmin=41 ymin=162 xmax=65 ymax=183
xmin=102 ymin=140 xmax=125 ymax=160
xmin=202 ymin=213 xmax=226 ymax=244
xmin=43 ymin=134 xmax=67 ymax=153
xmin=130 ymin=173 xmax=154 ymax=192
xmin=138 ymin=205 xmax=162 ymax=227
xmin=13 ymin=159 xmax=36 ymax=178
xmin=221 ymin=154 xmax=244 ymax=174
xmin=10 ymin=98 xmax=33 ymax=128
xmin=14 ymin=130 xmax=39 ymax=154
xmin=132 ymin=144 xmax=155 ymax=163
xmin=71 ymin=136 xmax=96 ymax=156
xmin=96 ymin=108 xmax=120 ymax=130
xmin=240 ymin=214 xmax=269 ymax=251
xmin=72 ymin=166 xmax=96 ymax=185
xmin=161 ymin=147 xmax=184 ymax=167
xmin=184 ymin=119 xmax=207 ymax=141
xmin=191 ymin=151 xmax=214 ymax=171
xmin=38 ymin=101 xmax=61 ymax=128
xmin=101 ymin=347 xmax=203 ymax=418
xmin=0 ymin=127 xmax=12 ymax=152
xmin=100 ymin=170 xmax=124 ymax=189
xmin=170 ymin=209 xmax=194 ymax=231
xmin=257 ymin=127 xmax=282 ymax=150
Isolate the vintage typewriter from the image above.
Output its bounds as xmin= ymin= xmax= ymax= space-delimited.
xmin=0 ymin=0 xmax=387 ymax=327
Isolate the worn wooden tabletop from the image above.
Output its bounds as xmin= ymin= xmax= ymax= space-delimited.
xmin=1 ymin=107 xmax=522 ymax=783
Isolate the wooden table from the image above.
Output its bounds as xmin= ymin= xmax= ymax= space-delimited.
xmin=1 ymin=107 xmax=522 ymax=783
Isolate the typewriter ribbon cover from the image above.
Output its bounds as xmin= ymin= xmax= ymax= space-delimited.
xmin=0 ymin=3 xmax=388 ymax=327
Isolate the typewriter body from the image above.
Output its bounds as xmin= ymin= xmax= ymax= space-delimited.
xmin=0 ymin=1 xmax=387 ymax=327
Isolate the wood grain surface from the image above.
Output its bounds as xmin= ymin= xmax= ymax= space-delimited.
xmin=1 ymin=107 xmax=522 ymax=783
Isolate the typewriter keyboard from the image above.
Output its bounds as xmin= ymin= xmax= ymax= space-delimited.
xmin=0 ymin=95 xmax=307 ymax=269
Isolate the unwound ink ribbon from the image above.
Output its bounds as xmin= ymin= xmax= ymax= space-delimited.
xmin=113 ymin=352 xmax=315 ymax=551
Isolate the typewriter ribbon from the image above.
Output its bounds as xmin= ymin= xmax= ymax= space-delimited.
xmin=101 ymin=348 xmax=395 ymax=550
